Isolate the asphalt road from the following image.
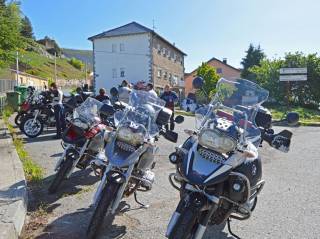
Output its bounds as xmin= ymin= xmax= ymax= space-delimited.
xmin=17 ymin=116 xmax=320 ymax=239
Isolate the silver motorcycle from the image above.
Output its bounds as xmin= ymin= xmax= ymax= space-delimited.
xmin=86 ymin=90 xmax=183 ymax=239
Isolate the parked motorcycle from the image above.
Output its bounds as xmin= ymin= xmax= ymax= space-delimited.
xmin=20 ymin=91 xmax=75 ymax=138
xmin=14 ymin=86 xmax=36 ymax=126
xmin=86 ymin=90 xmax=184 ymax=239
xmin=48 ymin=97 xmax=116 ymax=193
xmin=165 ymin=77 xmax=299 ymax=239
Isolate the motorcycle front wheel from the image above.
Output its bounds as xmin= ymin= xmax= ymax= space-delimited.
xmin=21 ymin=115 xmax=44 ymax=138
xmin=169 ymin=207 xmax=199 ymax=239
xmin=48 ymin=151 xmax=76 ymax=194
xmin=86 ymin=181 xmax=120 ymax=239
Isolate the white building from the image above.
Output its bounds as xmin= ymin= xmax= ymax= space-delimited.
xmin=88 ymin=22 xmax=186 ymax=93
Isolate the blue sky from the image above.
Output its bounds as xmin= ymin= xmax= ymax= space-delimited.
xmin=21 ymin=0 xmax=320 ymax=72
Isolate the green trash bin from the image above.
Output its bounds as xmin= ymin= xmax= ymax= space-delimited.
xmin=6 ymin=91 xmax=21 ymax=111
xmin=14 ymin=85 xmax=28 ymax=102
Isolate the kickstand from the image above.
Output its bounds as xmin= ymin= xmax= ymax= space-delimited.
xmin=133 ymin=192 xmax=149 ymax=209
xmin=227 ymin=218 xmax=241 ymax=239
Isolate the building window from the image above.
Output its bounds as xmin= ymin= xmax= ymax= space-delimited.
xmin=120 ymin=43 xmax=125 ymax=52
xmin=157 ymin=69 xmax=162 ymax=78
xmin=162 ymin=48 xmax=166 ymax=56
xmin=157 ymin=44 xmax=161 ymax=54
xmin=120 ymin=68 xmax=125 ymax=77
xmin=164 ymin=71 xmax=168 ymax=79
xmin=216 ymin=68 xmax=223 ymax=74
xmin=112 ymin=44 xmax=117 ymax=53
xmin=112 ymin=68 xmax=117 ymax=78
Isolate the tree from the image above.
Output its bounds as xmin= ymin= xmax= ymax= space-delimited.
xmin=195 ymin=63 xmax=220 ymax=102
xmin=68 ymin=57 xmax=84 ymax=70
xmin=0 ymin=2 xmax=24 ymax=67
xmin=21 ymin=16 xmax=34 ymax=39
xmin=241 ymin=44 xmax=265 ymax=80
xmin=249 ymin=52 xmax=320 ymax=108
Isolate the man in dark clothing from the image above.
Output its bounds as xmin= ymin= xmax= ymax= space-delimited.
xmin=95 ymin=88 xmax=110 ymax=102
xmin=160 ymin=84 xmax=178 ymax=131
xmin=50 ymin=82 xmax=66 ymax=139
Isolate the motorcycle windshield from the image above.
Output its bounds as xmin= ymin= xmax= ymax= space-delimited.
xmin=195 ymin=78 xmax=269 ymax=139
xmin=114 ymin=90 xmax=166 ymax=139
xmin=74 ymin=97 xmax=103 ymax=125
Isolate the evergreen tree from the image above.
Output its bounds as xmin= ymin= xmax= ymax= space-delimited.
xmin=21 ymin=16 xmax=34 ymax=39
xmin=241 ymin=44 xmax=265 ymax=80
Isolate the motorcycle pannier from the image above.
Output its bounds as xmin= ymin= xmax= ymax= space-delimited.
xmin=156 ymin=107 xmax=172 ymax=126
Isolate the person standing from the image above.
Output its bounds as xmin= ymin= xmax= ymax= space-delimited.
xmin=95 ymin=88 xmax=110 ymax=103
xmin=160 ymin=84 xmax=178 ymax=131
xmin=118 ymin=80 xmax=131 ymax=103
xmin=50 ymin=82 xmax=66 ymax=139
xmin=146 ymin=83 xmax=158 ymax=98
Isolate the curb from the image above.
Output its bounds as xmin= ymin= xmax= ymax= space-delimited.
xmin=0 ymin=119 xmax=27 ymax=239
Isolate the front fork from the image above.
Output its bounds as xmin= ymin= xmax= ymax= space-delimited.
xmin=54 ymin=140 xmax=89 ymax=177
xmin=166 ymin=192 xmax=219 ymax=239
xmin=32 ymin=110 xmax=40 ymax=123
xmin=93 ymin=163 xmax=135 ymax=214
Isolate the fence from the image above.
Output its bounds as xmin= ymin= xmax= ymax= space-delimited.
xmin=0 ymin=94 xmax=6 ymax=113
xmin=0 ymin=79 xmax=15 ymax=94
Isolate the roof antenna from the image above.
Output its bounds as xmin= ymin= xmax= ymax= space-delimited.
xmin=152 ymin=19 xmax=156 ymax=32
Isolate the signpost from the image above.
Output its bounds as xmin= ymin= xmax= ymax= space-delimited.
xmin=279 ymin=67 xmax=308 ymax=107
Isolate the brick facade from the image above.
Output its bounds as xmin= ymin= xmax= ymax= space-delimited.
xmin=151 ymin=35 xmax=185 ymax=93
xmin=184 ymin=58 xmax=241 ymax=96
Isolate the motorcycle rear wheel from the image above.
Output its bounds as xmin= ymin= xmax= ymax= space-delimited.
xmin=21 ymin=115 xmax=43 ymax=138
xmin=14 ymin=112 xmax=25 ymax=126
xmin=48 ymin=157 xmax=73 ymax=194
xmin=86 ymin=181 xmax=120 ymax=239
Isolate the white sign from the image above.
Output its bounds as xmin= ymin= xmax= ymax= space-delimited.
xmin=279 ymin=75 xmax=307 ymax=81
xmin=279 ymin=68 xmax=307 ymax=74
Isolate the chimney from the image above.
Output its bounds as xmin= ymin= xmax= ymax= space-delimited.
xmin=223 ymin=58 xmax=227 ymax=64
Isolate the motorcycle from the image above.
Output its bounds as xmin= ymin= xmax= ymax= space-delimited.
xmin=48 ymin=97 xmax=116 ymax=193
xmin=86 ymin=90 xmax=184 ymax=239
xmin=14 ymin=87 xmax=36 ymax=126
xmin=20 ymin=91 xmax=75 ymax=138
xmin=165 ymin=77 xmax=299 ymax=239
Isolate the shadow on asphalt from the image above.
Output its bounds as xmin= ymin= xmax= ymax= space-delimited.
xmin=33 ymin=206 xmax=127 ymax=239
xmin=28 ymin=168 xmax=100 ymax=213
xmin=204 ymin=223 xmax=236 ymax=239
xmin=23 ymin=134 xmax=57 ymax=144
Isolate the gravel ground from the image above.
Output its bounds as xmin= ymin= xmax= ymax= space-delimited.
xmin=17 ymin=116 xmax=320 ymax=239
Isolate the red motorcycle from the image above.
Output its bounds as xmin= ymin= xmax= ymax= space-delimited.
xmin=48 ymin=97 xmax=115 ymax=193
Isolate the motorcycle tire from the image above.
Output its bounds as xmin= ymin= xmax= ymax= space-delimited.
xmin=86 ymin=181 xmax=120 ymax=239
xmin=169 ymin=207 xmax=198 ymax=239
xmin=14 ymin=112 xmax=25 ymax=126
xmin=48 ymin=157 xmax=73 ymax=194
xmin=21 ymin=115 xmax=44 ymax=138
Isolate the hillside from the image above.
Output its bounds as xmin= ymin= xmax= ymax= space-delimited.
xmin=0 ymin=40 xmax=86 ymax=80
xmin=62 ymin=48 xmax=93 ymax=69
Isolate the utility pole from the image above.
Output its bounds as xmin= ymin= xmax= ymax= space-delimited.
xmin=85 ymin=62 xmax=87 ymax=83
xmin=54 ymin=52 xmax=57 ymax=82
xmin=16 ymin=51 xmax=19 ymax=86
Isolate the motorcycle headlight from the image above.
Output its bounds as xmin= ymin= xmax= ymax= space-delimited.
xmin=198 ymin=129 xmax=237 ymax=154
xmin=117 ymin=126 xmax=146 ymax=146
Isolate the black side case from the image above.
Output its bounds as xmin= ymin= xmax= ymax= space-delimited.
xmin=156 ymin=107 xmax=172 ymax=126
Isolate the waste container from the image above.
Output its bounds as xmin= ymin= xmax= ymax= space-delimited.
xmin=14 ymin=85 xmax=28 ymax=102
xmin=6 ymin=91 xmax=21 ymax=111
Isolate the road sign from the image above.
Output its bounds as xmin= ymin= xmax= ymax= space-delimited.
xmin=279 ymin=68 xmax=307 ymax=75
xmin=279 ymin=74 xmax=307 ymax=81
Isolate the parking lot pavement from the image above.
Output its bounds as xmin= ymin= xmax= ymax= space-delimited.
xmin=20 ymin=117 xmax=320 ymax=239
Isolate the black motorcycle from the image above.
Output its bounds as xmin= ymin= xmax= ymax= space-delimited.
xmin=165 ymin=77 xmax=299 ymax=239
xmin=20 ymin=91 xmax=75 ymax=138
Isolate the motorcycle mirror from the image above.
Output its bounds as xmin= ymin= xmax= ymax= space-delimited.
xmin=175 ymin=115 xmax=184 ymax=124
xmin=286 ymin=112 xmax=299 ymax=126
xmin=164 ymin=131 xmax=178 ymax=143
xmin=110 ymin=87 xmax=119 ymax=97
xmin=192 ymin=76 xmax=204 ymax=89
